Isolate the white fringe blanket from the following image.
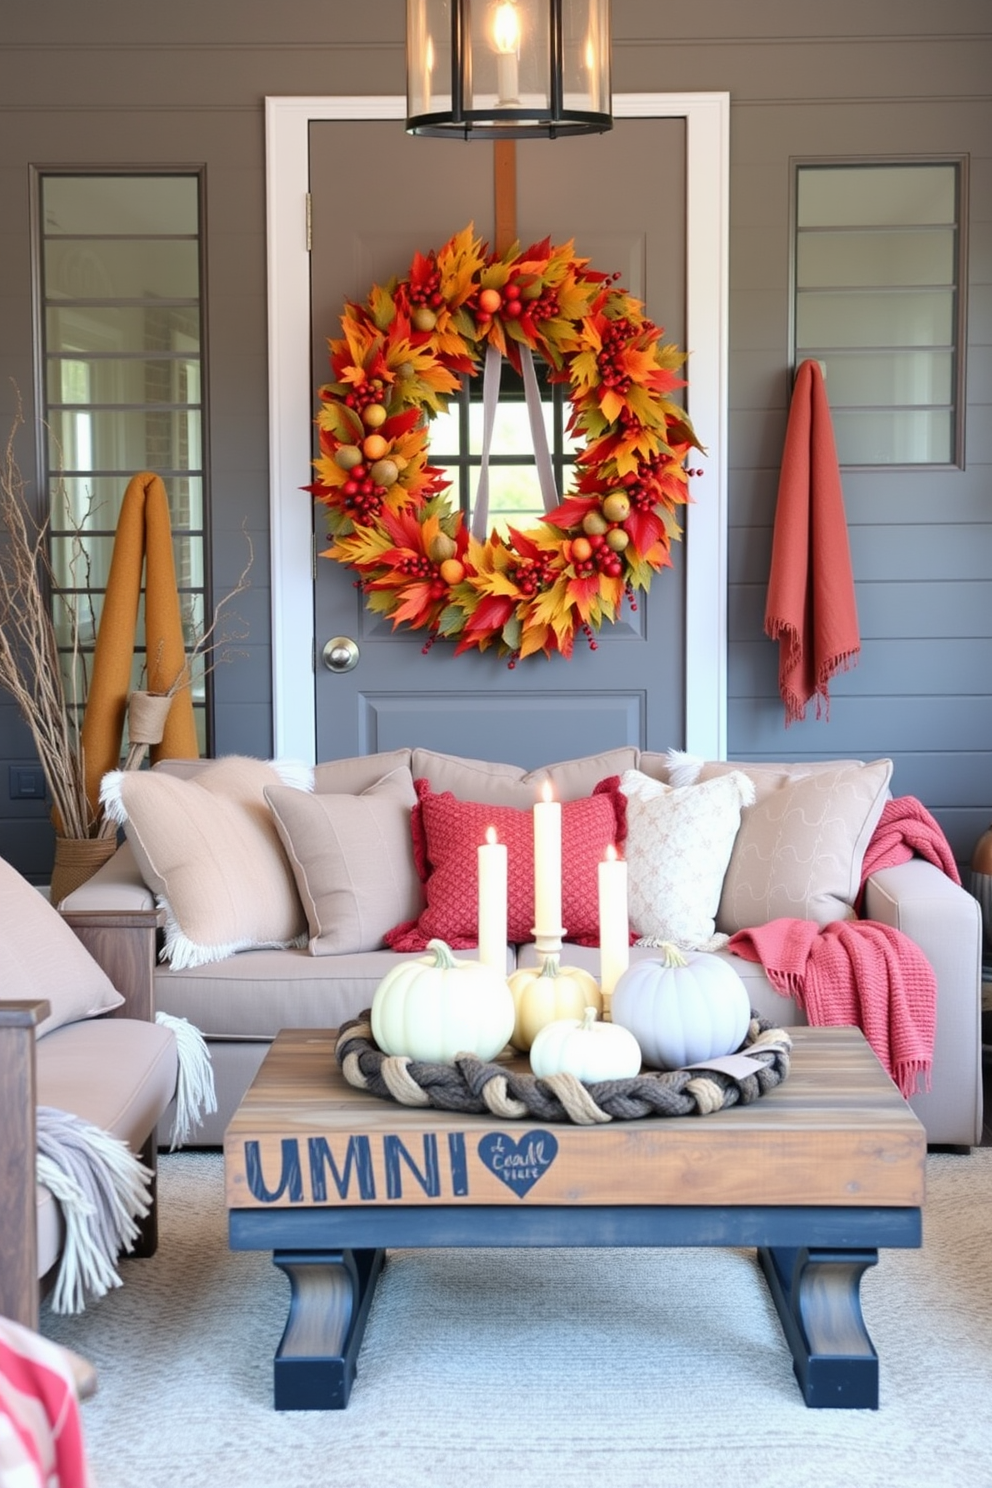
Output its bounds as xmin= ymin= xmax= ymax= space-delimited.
xmin=36 ymin=1014 xmax=217 ymax=1314
xmin=155 ymin=1011 xmax=217 ymax=1149
xmin=36 ymin=1110 xmax=153 ymax=1316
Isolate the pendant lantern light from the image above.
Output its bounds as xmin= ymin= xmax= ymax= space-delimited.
xmin=406 ymin=0 xmax=613 ymax=140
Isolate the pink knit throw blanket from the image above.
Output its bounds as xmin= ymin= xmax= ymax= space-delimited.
xmin=859 ymin=795 xmax=961 ymax=893
xmin=728 ymin=917 xmax=935 ymax=1099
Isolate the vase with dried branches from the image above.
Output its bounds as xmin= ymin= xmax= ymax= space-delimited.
xmin=1 ymin=396 xmax=251 ymax=898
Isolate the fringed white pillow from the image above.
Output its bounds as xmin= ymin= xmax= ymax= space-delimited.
xmin=100 ymin=756 xmax=309 ymax=969
xmin=619 ymin=767 xmax=755 ymax=951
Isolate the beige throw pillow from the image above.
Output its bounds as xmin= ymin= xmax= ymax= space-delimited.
xmin=619 ymin=768 xmax=756 ymax=950
xmin=716 ymin=758 xmax=894 ymax=931
xmin=265 ymin=768 xmax=423 ymax=955
xmin=0 ymin=855 xmax=124 ymax=1037
xmin=100 ymin=756 xmax=308 ymax=969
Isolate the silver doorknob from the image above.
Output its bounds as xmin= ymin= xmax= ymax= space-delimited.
xmin=322 ymin=636 xmax=360 ymax=673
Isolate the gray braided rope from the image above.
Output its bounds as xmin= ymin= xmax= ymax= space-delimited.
xmin=335 ymin=1012 xmax=792 ymax=1125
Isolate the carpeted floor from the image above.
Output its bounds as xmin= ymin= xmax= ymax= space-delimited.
xmin=43 ymin=1148 xmax=992 ymax=1488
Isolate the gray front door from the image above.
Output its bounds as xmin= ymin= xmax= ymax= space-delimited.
xmin=309 ymin=118 xmax=687 ymax=770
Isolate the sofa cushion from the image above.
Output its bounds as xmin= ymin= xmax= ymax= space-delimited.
xmin=151 ymin=945 xmax=437 ymax=1038
xmin=385 ymin=776 xmax=627 ymax=950
xmin=715 ymin=758 xmax=894 ymax=929
xmin=410 ymin=746 xmax=639 ymax=807
xmin=265 ymin=767 xmax=423 ymax=956
xmin=100 ymin=756 xmax=309 ymax=969
xmin=0 ymin=855 xmax=124 ymax=1038
xmin=312 ymin=748 xmax=413 ymax=795
xmin=619 ymin=768 xmax=755 ymax=949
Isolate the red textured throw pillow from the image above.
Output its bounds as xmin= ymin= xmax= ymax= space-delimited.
xmin=385 ymin=776 xmax=626 ymax=951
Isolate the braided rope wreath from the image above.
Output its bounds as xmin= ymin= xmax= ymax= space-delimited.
xmin=335 ymin=1013 xmax=792 ymax=1127
xmin=308 ymin=225 xmax=704 ymax=664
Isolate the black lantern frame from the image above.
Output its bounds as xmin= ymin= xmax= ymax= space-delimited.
xmin=406 ymin=0 xmax=613 ymax=140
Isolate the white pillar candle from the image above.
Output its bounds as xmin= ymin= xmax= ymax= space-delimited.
xmin=493 ymin=1 xmax=521 ymax=104
xmin=533 ymin=779 xmax=563 ymax=947
xmin=598 ymin=844 xmax=629 ymax=1015
xmin=477 ymin=826 xmax=508 ymax=976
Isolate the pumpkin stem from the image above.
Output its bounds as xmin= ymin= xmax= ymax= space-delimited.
xmin=539 ymin=954 xmax=561 ymax=979
xmin=580 ymin=1006 xmax=599 ymax=1031
xmin=426 ymin=938 xmax=458 ymax=970
xmin=660 ymin=942 xmax=689 ymax=969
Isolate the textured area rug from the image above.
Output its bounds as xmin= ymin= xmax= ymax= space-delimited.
xmin=43 ymin=1149 xmax=992 ymax=1488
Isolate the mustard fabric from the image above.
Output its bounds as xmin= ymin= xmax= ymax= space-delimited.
xmin=80 ymin=472 xmax=199 ymax=816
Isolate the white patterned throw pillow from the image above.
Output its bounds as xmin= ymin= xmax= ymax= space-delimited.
xmin=619 ymin=768 xmax=755 ymax=950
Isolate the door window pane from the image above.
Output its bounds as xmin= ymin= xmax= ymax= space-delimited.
xmin=38 ymin=172 xmax=209 ymax=744
xmin=794 ymin=161 xmax=964 ymax=467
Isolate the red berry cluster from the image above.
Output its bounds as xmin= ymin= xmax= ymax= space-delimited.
xmin=615 ymin=453 xmax=667 ymax=514
xmin=340 ymin=463 xmax=388 ymax=522
xmin=527 ymin=286 xmax=559 ymax=323
xmin=342 ymin=377 xmax=388 ymax=417
xmin=342 ymin=489 xmax=384 ymax=523
xmin=397 ymin=553 xmax=434 ymax=581
xmin=508 ymin=551 xmax=558 ymax=596
xmin=572 ymin=532 xmax=625 ymax=580
xmin=409 ymin=263 xmax=444 ymax=311
xmin=596 ymin=317 xmax=633 ymax=395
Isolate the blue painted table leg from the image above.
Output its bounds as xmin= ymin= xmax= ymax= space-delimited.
xmin=758 ymin=1245 xmax=880 ymax=1409
xmin=272 ymin=1246 xmax=385 ymax=1410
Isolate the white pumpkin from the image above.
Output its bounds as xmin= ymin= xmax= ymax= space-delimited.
xmin=507 ymin=954 xmax=603 ymax=1052
xmin=371 ymin=938 xmax=515 ymax=1063
xmin=529 ymin=1007 xmax=642 ymax=1082
xmin=610 ymin=943 xmax=751 ymax=1071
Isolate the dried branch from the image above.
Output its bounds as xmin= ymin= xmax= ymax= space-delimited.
xmin=0 ymin=394 xmax=94 ymax=837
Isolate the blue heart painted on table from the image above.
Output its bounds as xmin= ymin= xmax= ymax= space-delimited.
xmin=477 ymin=1131 xmax=559 ymax=1198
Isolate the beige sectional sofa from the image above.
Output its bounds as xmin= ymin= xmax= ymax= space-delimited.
xmin=62 ymin=745 xmax=984 ymax=1149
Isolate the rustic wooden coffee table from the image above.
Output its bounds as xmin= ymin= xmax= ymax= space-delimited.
xmin=224 ymin=1024 xmax=925 ymax=1413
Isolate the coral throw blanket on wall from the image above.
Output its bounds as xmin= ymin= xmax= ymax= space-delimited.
xmin=765 ymin=359 xmax=860 ymax=724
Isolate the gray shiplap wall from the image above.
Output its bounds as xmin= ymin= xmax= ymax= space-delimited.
xmin=0 ymin=0 xmax=989 ymax=877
